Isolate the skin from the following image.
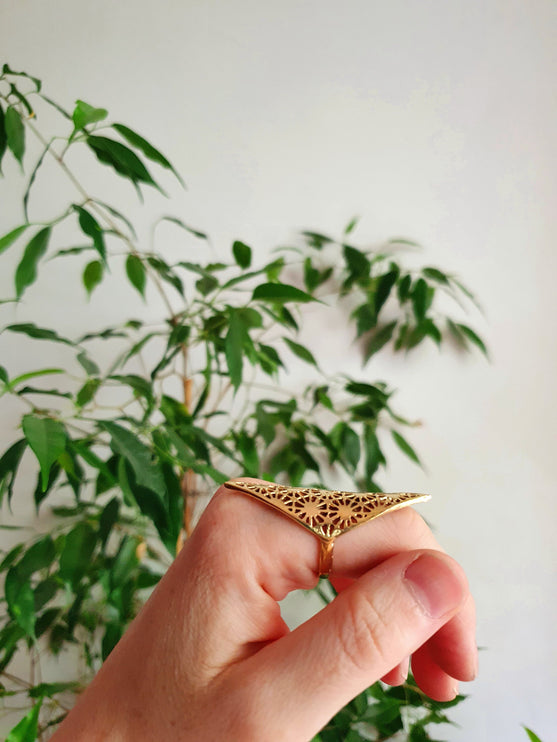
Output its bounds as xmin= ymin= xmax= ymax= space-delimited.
xmin=52 ymin=480 xmax=477 ymax=741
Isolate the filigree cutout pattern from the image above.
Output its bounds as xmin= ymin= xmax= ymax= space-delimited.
xmin=224 ymin=480 xmax=430 ymax=541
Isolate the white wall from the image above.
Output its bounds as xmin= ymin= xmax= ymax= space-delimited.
xmin=1 ymin=1 xmax=556 ymax=740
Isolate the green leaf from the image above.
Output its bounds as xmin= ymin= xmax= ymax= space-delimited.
xmin=102 ymin=621 xmax=122 ymax=661
xmin=0 ymin=439 xmax=27 ymax=507
xmin=343 ymin=244 xmax=371 ymax=282
xmin=22 ymin=415 xmax=67 ymax=491
xmin=125 ymin=254 xmax=146 ymax=298
xmin=252 ymin=282 xmax=317 ymax=304
xmin=341 ymin=425 xmax=360 ymax=473
xmin=100 ymin=421 xmax=166 ymax=498
xmin=523 ymin=727 xmax=543 ymax=742
xmin=196 ymin=274 xmax=219 ymax=296
xmin=283 ymin=337 xmax=318 ymax=367
xmin=28 ymin=681 xmax=78 ymax=699
xmin=86 ymin=135 xmax=161 ymax=192
xmin=2 ymin=64 xmax=42 ymax=91
xmin=15 ymin=227 xmax=52 ymax=297
xmin=0 ymin=103 xmax=7 ymax=172
xmin=76 ymin=350 xmax=100 ymax=376
xmin=423 ymin=266 xmax=450 ymax=284
xmin=5 ymin=567 xmax=36 ymax=638
xmin=74 ymin=205 xmax=106 ymax=263
xmin=363 ymin=425 xmax=385 ymax=482
xmin=0 ymin=225 xmax=28 ymax=255
xmin=300 ymin=230 xmax=334 ymax=250
xmin=5 ymin=699 xmax=41 ymax=742
xmin=111 ymin=535 xmax=140 ymax=587
xmin=225 ymin=312 xmax=246 ymax=391
xmin=344 ymin=216 xmax=359 ymax=234
xmin=374 ymin=268 xmax=399 ymax=315
xmin=112 ymin=123 xmax=185 ymax=186
xmin=0 ymin=365 xmax=7 ymax=384
xmin=232 ymin=240 xmax=252 ymax=268
xmin=392 ymin=430 xmax=421 ymax=467
xmin=72 ymin=99 xmax=108 ymax=131
xmin=3 ymin=322 xmax=73 ymax=346
xmin=7 ymin=367 xmax=64 ymax=391
xmin=132 ymin=482 xmax=169 ymax=544
xmin=364 ymin=321 xmax=397 ymax=362
xmin=397 ymin=273 xmax=412 ymax=302
xmin=59 ymin=522 xmax=97 ymax=587
xmin=16 ymin=537 xmax=56 ymax=580
xmin=411 ymin=277 xmax=429 ymax=321
xmin=83 ymin=259 xmax=104 ymax=296
xmin=455 ymin=323 xmax=488 ymax=357
xmin=76 ymin=378 xmax=101 ymax=407
xmin=99 ymin=497 xmax=120 ymax=547
xmin=5 ymin=106 xmax=25 ymax=165
xmin=156 ymin=215 xmax=207 ymax=240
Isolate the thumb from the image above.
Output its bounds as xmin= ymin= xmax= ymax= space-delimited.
xmin=221 ymin=549 xmax=469 ymax=742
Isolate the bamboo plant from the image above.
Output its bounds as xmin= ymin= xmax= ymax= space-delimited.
xmin=0 ymin=64 xmax=487 ymax=741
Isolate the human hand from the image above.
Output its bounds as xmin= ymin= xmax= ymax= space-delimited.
xmin=52 ymin=480 xmax=477 ymax=742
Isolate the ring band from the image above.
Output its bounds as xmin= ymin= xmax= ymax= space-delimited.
xmin=224 ymin=480 xmax=430 ymax=577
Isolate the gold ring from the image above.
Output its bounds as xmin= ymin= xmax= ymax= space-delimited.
xmin=224 ymin=480 xmax=430 ymax=577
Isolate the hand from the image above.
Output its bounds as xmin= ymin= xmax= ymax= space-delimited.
xmin=52 ymin=480 xmax=477 ymax=742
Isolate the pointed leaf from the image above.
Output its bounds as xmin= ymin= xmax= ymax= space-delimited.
xmin=392 ymin=430 xmax=421 ymax=467
xmin=225 ymin=312 xmax=246 ymax=390
xmin=523 ymin=727 xmax=543 ymax=742
xmin=3 ymin=323 xmax=73 ymax=346
xmin=5 ymin=106 xmax=25 ymax=165
xmin=0 ymin=439 xmax=27 ymax=507
xmin=16 ymin=537 xmax=56 ymax=579
xmin=76 ymin=350 xmax=100 ymax=376
xmin=0 ymin=103 xmax=7 ymax=172
xmin=7 ymin=368 xmax=63 ymax=390
xmin=5 ymin=695 xmax=41 ymax=741
xmin=22 ymin=415 xmax=67 ymax=490
xmin=232 ymin=240 xmax=252 ymax=269
xmin=112 ymin=123 xmax=185 ymax=186
xmin=411 ymin=277 xmax=428 ymax=321
xmin=72 ymin=99 xmax=108 ymax=131
xmin=74 ymin=205 xmax=106 ymax=263
xmin=100 ymin=421 xmax=166 ymax=497
xmin=364 ymin=321 xmax=397 ymax=362
xmin=423 ymin=266 xmax=449 ymax=284
xmin=5 ymin=567 xmax=35 ymax=638
xmin=252 ymin=282 xmax=317 ymax=304
xmin=0 ymin=225 xmax=28 ymax=255
xmin=125 ymin=254 xmax=146 ymax=298
xmin=15 ymin=227 xmax=51 ymax=297
xmin=86 ymin=135 xmax=161 ymax=192
xmin=157 ymin=215 xmax=207 ymax=240
xmin=456 ymin=323 xmax=488 ymax=357
xmin=283 ymin=337 xmax=318 ymax=367
xmin=344 ymin=216 xmax=359 ymax=234
xmin=83 ymin=260 xmax=104 ymax=296
xmin=59 ymin=522 xmax=97 ymax=587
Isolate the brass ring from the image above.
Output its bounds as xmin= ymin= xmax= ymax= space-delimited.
xmin=224 ymin=480 xmax=430 ymax=577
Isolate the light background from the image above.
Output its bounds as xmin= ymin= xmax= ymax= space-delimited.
xmin=1 ymin=1 xmax=556 ymax=740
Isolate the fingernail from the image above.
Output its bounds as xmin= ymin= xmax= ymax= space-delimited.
xmin=404 ymin=553 xmax=465 ymax=619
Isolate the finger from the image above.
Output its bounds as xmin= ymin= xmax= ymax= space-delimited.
xmin=381 ymin=656 xmax=409 ymax=686
xmin=412 ymin=641 xmax=459 ymax=701
xmin=218 ymin=550 xmax=469 ymax=741
xmin=184 ymin=483 xmax=475 ymax=672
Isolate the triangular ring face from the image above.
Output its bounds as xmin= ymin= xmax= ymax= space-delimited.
xmin=225 ymin=480 xmax=430 ymax=541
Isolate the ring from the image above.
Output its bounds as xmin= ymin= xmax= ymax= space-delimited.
xmin=224 ymin=480 xmax=430 ymax=577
